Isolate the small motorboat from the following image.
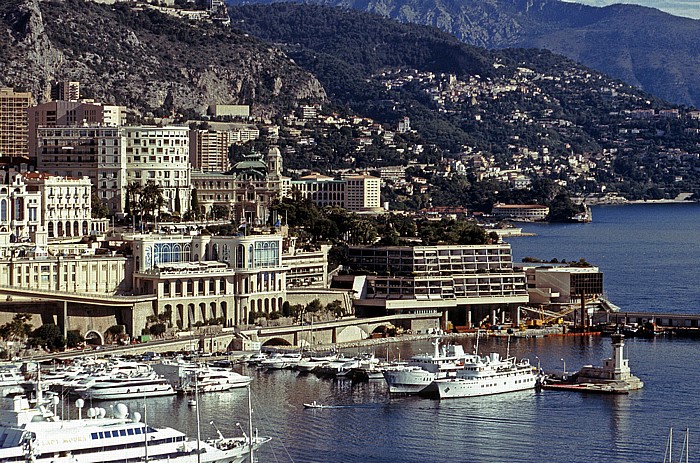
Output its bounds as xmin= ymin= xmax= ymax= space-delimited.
xmin=188 ymin=398 xmax=197 ymax=407
xmin=303 ymin=400 xmax=326 ymax=409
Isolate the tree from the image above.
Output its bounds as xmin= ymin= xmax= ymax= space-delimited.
xmin=28 ymin=324 xmax=65 ymax=352
xmin=139 ymin=180 xmax=165 ymax=220
xmin=211 ymin=204 xmax=230 ymax=220
xmin=305 ymin=299 xmax=323 ymax=313
xmin=91 ymin=187 xmax=109 ymax=219
xmin=66 ymin=330 xmax=85 ymax=348
xmin=190 ymin=188 xmax=201 ymax=220
xmin=125 ymin=182 xmax=142 ymax=217
xmin=0 ymin=313 xmax=33 ymax=342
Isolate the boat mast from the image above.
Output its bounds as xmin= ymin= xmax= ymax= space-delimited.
xmin=195 ymin=371 xmax=201 ymax=463
xmin=248 ymin=384 xmax=254 ymax=463
xmin=663 ymin=428 xmax=672 ymax=463
xmin=144 ymin=395 xmax=149 ymax=463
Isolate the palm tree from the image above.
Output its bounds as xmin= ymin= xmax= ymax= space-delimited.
xmin=125 ymin=182 xmax=142 ymax=216
xmin=139 ymin=180 xmax=164 ymax=221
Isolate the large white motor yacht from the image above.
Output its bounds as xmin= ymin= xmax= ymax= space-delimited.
xmin=420 ymin=352 xmax=538 ymax=399
xmin=74 ymin=373 xmax=176 ymax=400
xmin=0 ymin=392 xmax=270 ymax=463
xmin=178 ymin=367 xmax=252 ymax=394
xmin=382 ymin=342 xmax=471 ymax=394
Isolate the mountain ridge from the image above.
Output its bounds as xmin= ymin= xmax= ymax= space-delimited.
xmin=226 ymin=0 xmax=700 ymax=108
xmin=0 ymin=0 xmax=326 ymax=117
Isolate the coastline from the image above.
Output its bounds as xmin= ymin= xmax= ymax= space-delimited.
xmin=587 ymin=198 xmax=696 ymax=206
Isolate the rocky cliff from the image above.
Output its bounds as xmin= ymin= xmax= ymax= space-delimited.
xmin=0 ymin=0 xmax=326 ymax=117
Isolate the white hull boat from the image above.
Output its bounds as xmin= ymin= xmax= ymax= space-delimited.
xmin=420 ymin=352 xmax=538 ymax=399
xmin=0 ymin=391 xmax=270 ymax=463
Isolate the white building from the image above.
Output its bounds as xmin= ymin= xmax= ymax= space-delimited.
xmin=291 ymin=173 xmax=382 ymax=212
xmin=124 ymin=126 xmax=191 ymax=215
xmin=36 ymin=126 xmax=127 ymax=214
xmin=25 ymin=172 xmax=108 ymax=239
xmin=492 ymin=203 xmax=549 ymax=221
xmin=131 ymin=233 xmax=287 ymax=328
xmin=0 ymin=172 xmax=43 ymax=245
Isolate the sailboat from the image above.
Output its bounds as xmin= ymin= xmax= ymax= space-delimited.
xmin=663 ymin=428 xmax=689 ymax=463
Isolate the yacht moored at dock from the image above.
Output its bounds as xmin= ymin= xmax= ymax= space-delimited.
xmin=420 ymin=353 xmax=538 ymax=399
xmin=382 ymin=341 xmax=470 ymax=394
xmin=0 ymin=390 xmax=270 ymax=463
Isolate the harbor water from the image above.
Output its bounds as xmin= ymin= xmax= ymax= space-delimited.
xmin=115 ymin=204 xmax=700 ymax=462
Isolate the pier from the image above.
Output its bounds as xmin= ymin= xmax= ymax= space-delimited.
xmin=602 ymin=311 xmax=700 ymax=330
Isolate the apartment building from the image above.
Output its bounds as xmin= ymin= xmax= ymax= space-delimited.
xmin=124 ymin=126 xmax=191 ymax=215
xmin=0 ymin=88 xmax=32 ymax=160
xmin=291 ymin=173 xmax=382 ymax=212
xmin=189 ymin=129 xmax=233 ymax=172
xmin=27 ymin=100 xmax=124 ymax=161
xmin=36 ymin=126 xmax=127 ymax=214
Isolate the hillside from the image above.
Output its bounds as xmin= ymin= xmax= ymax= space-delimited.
xmin=229 ymin=4 xmax=700 ymax=203
xmin=0 ymin=0 xmax=326 ymax=117
xmin=226 ymin=0 xmax=700 ymax=109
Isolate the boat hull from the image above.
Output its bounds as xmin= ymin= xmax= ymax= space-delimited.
xmin=382 ymin=369 xmax=438 ymax=394
xmin=421 ymin=372 xmax=538 ymax=399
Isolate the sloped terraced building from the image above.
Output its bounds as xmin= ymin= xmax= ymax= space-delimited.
xmin=344 ymin=244 xmax=528 ymax=326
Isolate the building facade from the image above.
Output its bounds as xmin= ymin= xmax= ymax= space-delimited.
xmin=25 ymin=172 xmax=109 ymax=239
xmin=131 ymin=233 xmax=287 ymax=328
xmin=492 ymin=203 xmax=550 ymax=221
xmin=189 ymin=128 xmax=233 ymax=172
xmin=291 ymin=173 xmax=382 ymax=212
xmin=124 ymin=126 xmax=191 ymax=215
xmin=36 ymin=126 xmax=127 ymax=214
xmin=27 ymin=101 xmax=121 ymax=161
xmin=343 ymin=244 xmax=528 ymax=320
xmin=0 ymin=88 xmax=32 ymax=160
xmin=0 ymin=172 xmax=43 ymax=245
xmin=191 ymin=147 xmax=283 ymax=223
xmin=524 ymin=265 xmax=604 ymax=305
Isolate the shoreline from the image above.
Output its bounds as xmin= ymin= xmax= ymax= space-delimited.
xmin=265 ymin=327 xmax=567 ymax=353
xmin=588 ymin=199 xmax=696 ymax=206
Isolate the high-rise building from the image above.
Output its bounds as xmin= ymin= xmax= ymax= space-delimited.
xmin=189 ymin=129 xmax=233 ymax=172
xmin=124 ymin=126 xmax=191 ymax=215
xmin=27 ymin=101 xmax=107 ymax=161
xmin=0 ymin=87 xmax=32 ymax=160
xmin=50 ymin=81 xmax=80 ymax=101
xmin=36 ymin=126 xmax=126 ymax=214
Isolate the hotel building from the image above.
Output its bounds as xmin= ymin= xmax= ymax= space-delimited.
xmin=290 ymin=173 xmax=382 ymax=212
xmin=343 ymin=244 xmax=528 ymax=324
xmin=131 ymin=233 xmax=287 ymax=328
xmin=492 ymin=203 xmax=549 ymax=221
xmin=123 ymin=126 xmax=191 ymax=215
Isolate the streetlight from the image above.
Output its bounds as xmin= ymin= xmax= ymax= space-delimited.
xmin=560 ymin=358 xmax=566 ymax=375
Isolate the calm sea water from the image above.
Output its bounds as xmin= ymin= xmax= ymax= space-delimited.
xmin=508 ymin=202 xmax=700 ymax=314
xmin=123 ymin=204 xmax=700 ymax=462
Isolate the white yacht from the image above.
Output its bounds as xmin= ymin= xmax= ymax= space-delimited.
xmin=260 ymin=352 xmax=302 ymax=370
xmin=382 ymin=342 xmax=471 ymax=394
xmin=0 ymin=392 xmax=270 ymax=463
xmin=74 ymin=373 xmax=176 ymax=400
xmin=420 ymin=352 xmax=538 ymax=399
xmin=178 ymin=367 xmax=252 ymax=394
xmin=296 ymin=353 xmax=339 ymax=373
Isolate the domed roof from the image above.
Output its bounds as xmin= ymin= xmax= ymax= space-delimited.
xmin=230 ymin=152 xmax=268 ymax=179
